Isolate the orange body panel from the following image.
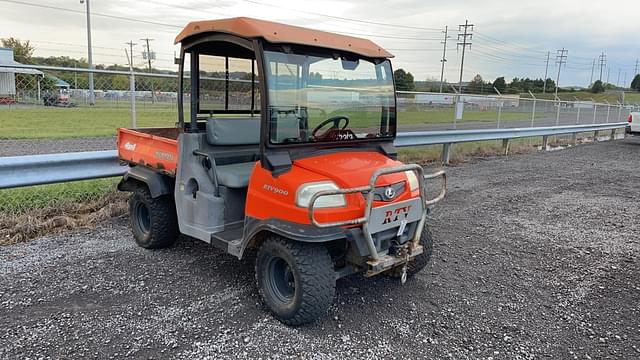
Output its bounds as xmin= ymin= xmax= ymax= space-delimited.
xmin=117 ymin=128 xmax=179 ymax=175
xmin=174 ymin=17 xmax=394 ymax=59
xmin=245 ymin=151 xmax=418 ymax=225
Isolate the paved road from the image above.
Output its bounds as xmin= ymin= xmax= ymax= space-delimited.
xmin=1 ymin=139 xmax=639 ymax=359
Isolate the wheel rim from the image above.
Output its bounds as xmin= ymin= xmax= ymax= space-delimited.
xmin=265 ymin=256 xmax=296 ymax=305
xmin=134 ymin=202 xmax=151 ymax=235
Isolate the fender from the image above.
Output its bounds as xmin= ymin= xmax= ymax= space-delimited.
xmin=117 ymin=166 xmax=174 ymax=198
xmin=230 ymin=216 xmax=346 ymax=259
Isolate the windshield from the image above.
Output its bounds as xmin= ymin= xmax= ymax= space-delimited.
xmin=263 ymin=50 xmax=396 ymax=145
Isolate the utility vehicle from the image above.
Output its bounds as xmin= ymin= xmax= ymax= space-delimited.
xmin=117 ymin=17 xmax=446 ymax=325
xmin=628 ymin=112 xmax=639 ymax=135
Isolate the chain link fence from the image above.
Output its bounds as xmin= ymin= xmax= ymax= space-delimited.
xmin=1 ymin=63 xmax=637 ymax=243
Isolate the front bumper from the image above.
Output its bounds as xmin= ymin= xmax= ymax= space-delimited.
xmin=308 ymin=164 xmax=447 ymax=276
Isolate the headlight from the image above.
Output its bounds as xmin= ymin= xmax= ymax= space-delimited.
xmin=296 ymin=181 xmax=346 ymax=208
xmin=405 ymin=170 xmax=419 ymax=192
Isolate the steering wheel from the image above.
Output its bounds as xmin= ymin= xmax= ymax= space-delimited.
xmin=311 ymin=116 xmax=350 ymax=138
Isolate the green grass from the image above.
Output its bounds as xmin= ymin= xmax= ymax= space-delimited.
xmin=529 ymin=91 xmax=640 ymax=104
xmin=0 ymin=105 xmax=531 ymax=139
xmin=0 ymin=105 xmax=178 ymax=139
xmin=0 ymin=178 xmax=118 ymax=215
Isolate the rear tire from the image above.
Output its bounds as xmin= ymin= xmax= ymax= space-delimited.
xmin=129 ymin=186 xmax=179 ymax=249
xmin=256 ymin=236 xmax=336 ymax=326
xmin=387 ymin=226 xmax=434 ymax=279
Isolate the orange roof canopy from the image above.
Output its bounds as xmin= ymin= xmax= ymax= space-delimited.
xmin=175 ymin=17 xmax=393 ymax=59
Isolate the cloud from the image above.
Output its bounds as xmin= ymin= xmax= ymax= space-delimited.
xmin=1 ymin=0 xmax=637 ymax=86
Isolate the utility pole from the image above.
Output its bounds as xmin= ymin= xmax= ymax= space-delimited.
xmin=589 ymin=58 xmax=595 ymax=86
xmin=457 ymin=20 xmax=474 ymax=94
xmin=617 ymin=68 xmax=621 ymax=87
xmin=141 ymin=38 xmax=156 ymax=103
xmin=80 ymin=0 xmax=94 ymax=105
xmin=439 ymin=26 xmax=450 ymax=93
xmin=555 ymin=48 xmax=568 ymax=96
xmin=598 ymin=52 xmax=606 ymax=81
xmin=543 ymin=51 xmax=550 ymax=93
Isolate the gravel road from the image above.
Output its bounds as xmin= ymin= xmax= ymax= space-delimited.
xmin=1 ymin=139 xmax=639 ymax=359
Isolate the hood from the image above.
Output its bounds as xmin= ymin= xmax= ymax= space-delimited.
xmin=293 ymin=151 xmax=407 ymax=188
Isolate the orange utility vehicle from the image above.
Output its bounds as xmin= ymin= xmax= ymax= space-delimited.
xmin=117 ymin=17 xmax=446 ymax=325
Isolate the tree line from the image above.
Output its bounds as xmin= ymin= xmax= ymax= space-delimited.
xmin=393 ymin=67 xmax=640 ymax=94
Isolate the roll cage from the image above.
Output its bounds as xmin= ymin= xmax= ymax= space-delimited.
xmin=176 ymin=33 xmax=398 ymax=174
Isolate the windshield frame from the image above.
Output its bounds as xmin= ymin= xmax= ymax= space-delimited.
xmin=260 ymin=44 xmax=397 ymax=149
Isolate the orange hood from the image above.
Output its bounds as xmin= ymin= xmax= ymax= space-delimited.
xmin=293 ymin=151 xmax=407 ymax=188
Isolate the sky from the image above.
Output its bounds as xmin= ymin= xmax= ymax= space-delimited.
xmin=1 ymin=0 xmax=638 ymax=88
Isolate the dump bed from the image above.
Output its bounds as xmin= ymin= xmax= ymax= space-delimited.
xmin=117 ymin=128 xmax=180 ymax=175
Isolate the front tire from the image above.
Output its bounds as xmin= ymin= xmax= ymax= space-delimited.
xmin=256 ymin=236 xmax=336 ymax=326
xmin=129 ymin=187 xmax=179 ymax=249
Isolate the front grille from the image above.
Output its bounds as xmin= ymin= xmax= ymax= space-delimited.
xmin=361 ymin=181 xmax=406 ymax=202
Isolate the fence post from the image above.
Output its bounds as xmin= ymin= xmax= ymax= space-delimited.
xmin=605 ymin=101 xmax=611 ymax=123
xmin=542 ymin=135 xmax=549 ymax=151
xmin=617 ymin=102 xmax=622 ymax=122
xmin=592 ymin=102 xmax=597 ymax=124
xmin=554 ymin=96 xmax=561 ymax=126
xmin=441 ymin=143 xmax=452 ymax=165
xmin=130 ymin=71 xmax=136 ymax=128
xmin=572 ymin=97 xmax=580 ymax=145
xmin=528 ymin=91 xmax=536 ymax=127
xmin=502 ymin=139 xmax=510 ymax=156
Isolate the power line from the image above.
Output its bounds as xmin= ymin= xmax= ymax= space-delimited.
xmin=598 ymin=52 xmax=606 ymax=81
xmin=0 ymin=0 xmax=182 ymax=29
xmin=439 ymin=26 xmax=450 ymax=93
xmin=238 ymin=0 xmax=442 ymax=32
xmin=457 ymin=19 xmax=474 ymax=94
xmin=555 ymin=48 xmax=568 ymax=96
xmin=543 ymin=51 xmax=550 ymax=93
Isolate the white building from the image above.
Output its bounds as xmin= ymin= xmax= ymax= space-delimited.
xmin=0 ymin=48 xmax=43 ymax=101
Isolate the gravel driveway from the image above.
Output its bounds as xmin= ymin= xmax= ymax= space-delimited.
xmin=1 ymin=139 xmax=639 ymax=359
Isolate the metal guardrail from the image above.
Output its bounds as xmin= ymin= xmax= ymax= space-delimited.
xmin=0 ymin=122 xmax=629 ymax=189
xmin=0 ymin=150 xmax=123 ymax=189
xmin=394 ymin=122 xmax=628 ymax=147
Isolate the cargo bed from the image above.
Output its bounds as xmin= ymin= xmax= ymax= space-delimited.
xmin=117 ymin=128 xmax=180 ymax=175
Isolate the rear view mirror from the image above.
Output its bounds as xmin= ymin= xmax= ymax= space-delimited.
xmin=341 ymin=58 xmax=359 ymax=71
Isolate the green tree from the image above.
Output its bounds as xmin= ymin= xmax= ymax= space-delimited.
xmin=631 ymin=74 xmax=640 ymax=91
xmin=393 ymin=68 xmax=415 ymax=91
xmin=1 ymin=37 xmax=35 ymax=64
xmin=591 ymin=80 xmax=605 ymax=93
xmin=492 ymin=77 xmax=507 ymax=93
xmin=467 ymin=74 xmax=485 ymax=94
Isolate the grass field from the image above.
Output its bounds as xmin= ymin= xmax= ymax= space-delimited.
xmin=529 ymin=91 xmax=640 ymax=104
xmin=0 ymin=104 xmax=532 ymax=139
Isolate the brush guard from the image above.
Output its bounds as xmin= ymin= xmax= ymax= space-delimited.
xmin=308 ymin=165 xmax=446 ymax=277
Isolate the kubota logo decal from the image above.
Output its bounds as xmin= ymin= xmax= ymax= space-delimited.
xmin=383 ymin=205 xmax=412 ymax=224
xmin=123 ymin=142 xmax=136 ymax=151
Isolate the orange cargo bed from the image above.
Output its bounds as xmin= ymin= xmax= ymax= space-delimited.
xmin=117 ymin=128 xmax=180 ymax=175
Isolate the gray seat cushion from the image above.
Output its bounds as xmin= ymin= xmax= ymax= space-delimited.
xmin=216 ymin=162 xmax=255 ymax=188
xmin=207 ymin=117 xmax=260 ymax=145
